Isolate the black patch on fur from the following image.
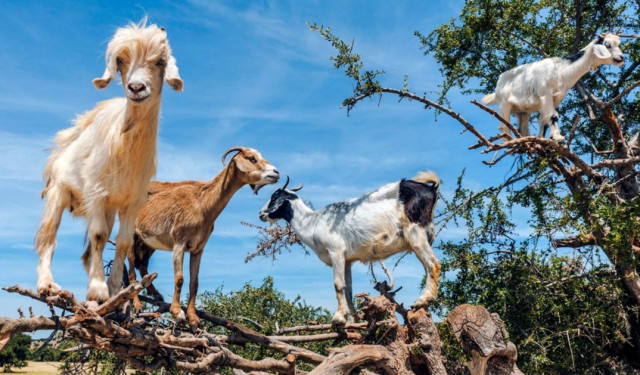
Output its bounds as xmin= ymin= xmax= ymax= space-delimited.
xmin=595 ymin=35 xmax=604 ymax=45
xmin=551 ymin=115 xmax=559 ymax=124
xmin=564 ymin=50 xmax=585 ymax=63
xmin=264 ymin=189 xmax=298 ymax=223
xmin=398 ymin=179 xmax=438 ymax=227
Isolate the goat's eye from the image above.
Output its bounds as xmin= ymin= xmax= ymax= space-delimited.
xmin=605 ymin=42 xmax=611 ymax=48
xmin=248 ymin=157 xmax=257 ymax=163
xmin=156 ymin=58 xmax=167 ymax=67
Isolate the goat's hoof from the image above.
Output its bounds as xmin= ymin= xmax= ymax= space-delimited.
xmin=83 ymin=300 xmax=100 ymax=310
xmin=187 ymin=313 xmax=200 ymax=327
xmin=87 ymin=280 xmax=110 ymax=302
xmin=412 ymin=298 xmax=432 ymax=310
xmin=331 ymin=313 xmax=347 ymax=328
xmin=171 ymin=307 xmax=186 ymax=322
xmin=132 ymin=299 xmax=143 ymax=313
xmin=37 ymin=279 xmax=61 ymax=296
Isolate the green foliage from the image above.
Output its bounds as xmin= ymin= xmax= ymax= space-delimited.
xmin=308 ymin=23 xmax=385 ymax=111
xmin=0 ymin=334 xmax=31 ymax=372
xmin=432 ymin=172 xmax=635 ymax=373
xmin=436 ymin=322 xmax=470 ymax=375
xmin=59 ymin=344 xmax=128 ymax=375
xmin=199 ymin=277 xmax=332 ymax=373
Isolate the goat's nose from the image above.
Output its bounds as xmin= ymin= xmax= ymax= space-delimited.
xmin=274 ymin=169 xmax=280 ymax=176
xmin=128 ymin=82 xmax=146 ymax=93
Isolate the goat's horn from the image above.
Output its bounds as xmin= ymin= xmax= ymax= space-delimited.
xmin=282 ymin=176 xmax=290 ymax=190
xmin=222 ymin=146 xmax=244 ymax=166
xmin=291 ymin=183 xmax=303 ymax=192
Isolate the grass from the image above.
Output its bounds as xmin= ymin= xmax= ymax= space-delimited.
xmin=4 ymin=361 xmax=60 ymax=375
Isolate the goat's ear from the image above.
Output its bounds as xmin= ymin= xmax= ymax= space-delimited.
xmin=234 ymin=157 xmax=252 ymax=173
xmin=594 ymin=44 xmax=612 ymax=59
xmin=165 ymin=55 xmax=183 ymax=92
xmin=93 ymin=58 xmax=116 ymax=89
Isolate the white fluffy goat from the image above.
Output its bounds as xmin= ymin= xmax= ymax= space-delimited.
xmin=483 ymin=33 xmax=624 ymax=141
xmin=36 ymin=19 xmax=183 ymax=301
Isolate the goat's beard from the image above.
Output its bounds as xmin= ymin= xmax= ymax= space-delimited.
xmin=251 ymin=184 xmax=266 ymax=195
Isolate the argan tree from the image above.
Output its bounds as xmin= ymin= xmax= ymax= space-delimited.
xmin=309 ymin=0 xmax=640 ymax=372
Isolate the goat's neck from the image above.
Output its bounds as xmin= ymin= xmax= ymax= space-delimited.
xmin=200 ymin=164 xmax=245 ymax=222
xmin=560 ymin=45 xmax=597 ymax=90
xmin=287 ymin=199 xmax=316 ymax=245
xmin=123 ymin=98 xmax=161 ymax=135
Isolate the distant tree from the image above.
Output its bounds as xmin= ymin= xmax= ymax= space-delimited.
xmin=310 ymin=0 xmax=640 ymax=372
xmin=0 ymin=333 xmax=31 ymax=372
xmin=199 ymin=276 xmax=333 ymax=373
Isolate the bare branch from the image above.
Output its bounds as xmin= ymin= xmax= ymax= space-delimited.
xmin=604 ymin=80 xmax=640 ymax=108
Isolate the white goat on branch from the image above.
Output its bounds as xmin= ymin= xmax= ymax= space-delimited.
xmin=36 ymin=19 xmax=183 ymax=301
xmin=483 ymin=33 xmax=624 ymax=141
xmin=259 ymin=172 xmax=440 ymax=325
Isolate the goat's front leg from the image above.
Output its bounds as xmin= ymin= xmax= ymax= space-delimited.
xmin=539 ymin=97 xmax=565 ymax=142
xmin=170 ymin=243 xmax=187 ymax=321
xmin=547 ymin=109 xmax=564 ymax=142
xmin=186 ymin=249 xmax=203 ymax=326
xmin=329 ymin=250 xmax=350 ymax=326
xmin=344 ymin=262 xmax=356 ymax=323
xmin=86 ymin=203 xmax=111 ymax=302
xmin=413 ymin=242 xmax=441 ymax=308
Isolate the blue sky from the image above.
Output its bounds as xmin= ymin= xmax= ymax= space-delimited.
xmin=0 ymin=1 xmax=522 ymax=328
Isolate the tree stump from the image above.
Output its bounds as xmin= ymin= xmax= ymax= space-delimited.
xmin=446 ymin=305 xmax=523 ymax=375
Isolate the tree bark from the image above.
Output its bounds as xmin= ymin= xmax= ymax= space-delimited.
xmin=447 ymin=305 xmax=523 ymax=375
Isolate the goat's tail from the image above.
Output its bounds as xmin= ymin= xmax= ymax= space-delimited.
xmin=411 ymin=170 xmax=440 ymax=189
xmin=481 ymin=93 xmax=497 ymax=105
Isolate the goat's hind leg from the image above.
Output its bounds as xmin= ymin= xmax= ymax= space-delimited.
xmin=498 ymin=102 xmax=513 ymax=137
xmin=186 ymin=250 xmax=203 ymax=326
xmin=135 ymin=240 xmax=162 ymax=300
xmin=517 ymin=113 xmax=530 ymax=137
xmin=36 ymin=184 xmax=69 ymax=295
xmin=413 ymin=241 xmax=441 ymax=308
xmin=108 ymin=209 xmax=141 ymax=309
xmin=169 ymin=243 xmax=187 ymax=321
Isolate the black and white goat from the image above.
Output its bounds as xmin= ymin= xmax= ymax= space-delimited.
xmin=259 ymin=172 xmax=440 ymax=325
xmin=483 ymin=33 xmax=624 ymax=141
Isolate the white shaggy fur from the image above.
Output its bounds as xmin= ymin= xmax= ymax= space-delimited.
xmin=483 ymin=34 xmax=624 ymax=141
xmin=35 ymin=19 xmax=183 ymax=301
xmin=259 ymin=172 xmax=440 ymax=325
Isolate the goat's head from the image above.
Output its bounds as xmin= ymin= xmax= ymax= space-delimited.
xmin=93 ymin=18 xmax=183 ymax=106
xmin=222 ymin=146 xmax=280 ymax=194
xmin=592 ymin=33 xmax=624 ymax=66
xmin=259 ymin=176 xmax=303 ymax=223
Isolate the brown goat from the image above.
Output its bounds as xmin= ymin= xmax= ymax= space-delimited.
xmin=131 ymin=147 xmax=279 ymax=326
